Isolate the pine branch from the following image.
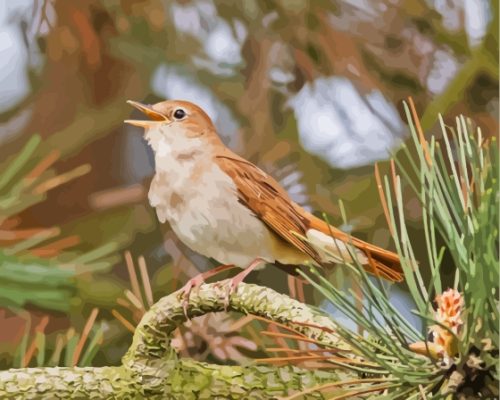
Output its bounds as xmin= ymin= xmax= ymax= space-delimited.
xmin=298 ymin=104 xmax=498 ymax=398
xmin=0 ymin=282 xmax=354 ymax=399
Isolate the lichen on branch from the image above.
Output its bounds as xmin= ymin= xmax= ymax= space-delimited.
xmin=0 ymin=282 xmax=352 ymax=399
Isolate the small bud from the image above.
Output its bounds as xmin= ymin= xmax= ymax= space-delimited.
xmin=410 ymin=289 xmax=464 ymax=361
xmin=430 ymin=288 xmax=464 ymax=357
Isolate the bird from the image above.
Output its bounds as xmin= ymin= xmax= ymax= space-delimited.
xmin=125 ymin=99 xmax=403 ymax=310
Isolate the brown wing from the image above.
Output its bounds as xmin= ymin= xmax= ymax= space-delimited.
xmin=214 ymin=152 xmax=320 ymax=261
xmin=215 ymin=150 xmax=403 ymax=283
xmin=307 ymin=214 xmax=403 ymax=282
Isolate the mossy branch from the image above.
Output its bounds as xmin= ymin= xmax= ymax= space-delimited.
xmin=0 ymin=282 xmax=352 ymax=399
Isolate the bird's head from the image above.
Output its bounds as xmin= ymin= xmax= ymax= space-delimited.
xmin=125 ymin=100 xmax=220 ymax=159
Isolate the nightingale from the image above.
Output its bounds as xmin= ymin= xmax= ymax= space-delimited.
xmin=125 ymin=100 xmax=403 ymax=308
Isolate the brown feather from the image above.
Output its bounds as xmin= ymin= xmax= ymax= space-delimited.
xmin=215 ymin=150 xmax=403 ymax=283
xmin=307 ymin=215 xmax=403 ymax=282
xmin=215 ymin=152 xmax=319 ymax=261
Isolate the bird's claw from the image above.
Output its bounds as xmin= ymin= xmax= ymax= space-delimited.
xmin=213 ymin=280 xmax=232 ymax=310
xmin=223 ymin=282 xmax=236 ymax=311
xmin=221 ymin=260 xmax=263 ymax=311
xmin=178 ymin=275 xmax=204 ymax=319
xmin=179 ymin=286 xmax=192 ymax=319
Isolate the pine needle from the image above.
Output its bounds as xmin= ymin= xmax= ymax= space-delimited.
xmin=124 ymin=289 xmax=144 ymax=311
xmin=261 ymin=331 xmax=329 ymax=346
xmin=22 ymin=316 xmax=49 ymax=368
xmin=116 ymin=297 xmax=131 ymax=309
xmin=124 ymin=251 xmax=144 ymax=309
xmin=32 ymin=164 xmax=91 ymax=194
xmin=328 ymin=383 xmax=400 ymax=400
xmin=24 ymin=149 xmax=60 ymax=183
xmin=112 ymin=309 xmax=136 ymax=333
xmin=281 ymin=377 xmax=393 ymax=400
xmin=30 ymin=235 xmax=80 ymax=257
xmin=72 ymin=308 xmax=99 ymax=366
xmin=255 ymin=354 xmax=376 ymax=367
xmin=0 ymin=227 xmax=50 ymax=241
xmin=265 ymin=347 xmax=335 ymax=354
xmin=408 ymin=97 xmax=432 ymax=166
xmin=229 ymin=314 xmax=254 ymax=332
xmin=287 ymin=275 xmax=297 ymax=299
xmin=138 ymin=255 xmax=154 ymax=307
xmin=267 ymin=324 xmax=293 ymax=355
xmin=251 ymin=314 xmax=312 ymax=339
xmin=374 ymin=163 xmax=393 ymax=235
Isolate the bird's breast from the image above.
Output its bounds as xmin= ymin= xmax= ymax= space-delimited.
xmin=149 ymin=163 xmax=281 ymax=267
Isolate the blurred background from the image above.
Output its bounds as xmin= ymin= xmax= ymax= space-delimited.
xmin=0 ymin=0 xmax=497 ymax=369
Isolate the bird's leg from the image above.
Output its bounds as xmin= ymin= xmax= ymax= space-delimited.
xmin=179 ymin=263 xmax=237 ymax=317
xmin=223 ymin=258 xmax=265 ymax=309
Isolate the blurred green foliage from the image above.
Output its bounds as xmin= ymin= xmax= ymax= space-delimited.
xmin=0 ymin=0 xmax=497 ymax=373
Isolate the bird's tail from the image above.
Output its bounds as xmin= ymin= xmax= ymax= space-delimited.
xmin=305 ymin=214 xmax=404 ymax=282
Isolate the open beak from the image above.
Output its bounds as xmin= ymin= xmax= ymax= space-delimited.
xmin=124 ymin=100 xmax=170 ymax=128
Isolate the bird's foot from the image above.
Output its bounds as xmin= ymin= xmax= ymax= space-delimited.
xmin=178 ymin=263 xmax=237 ymax=318
xmin=222 ymin=277 xmax=240 ymax=311
xmin=222 ymin=258 xmax=265 ymax=310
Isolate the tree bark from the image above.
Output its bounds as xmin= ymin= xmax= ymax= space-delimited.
xmin=0 ymin=282 xmax=353 ymax=399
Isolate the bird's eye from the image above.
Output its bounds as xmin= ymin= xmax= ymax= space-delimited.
xmin=173 ymin=109 xmax=186 ymax=120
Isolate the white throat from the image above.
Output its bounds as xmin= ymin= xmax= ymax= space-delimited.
xmin=145 ymin=125 xmax=206 ymax=173
xmin=145 ymin=124 xmax=211 ymax=223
